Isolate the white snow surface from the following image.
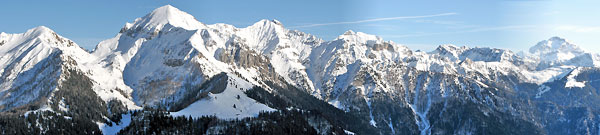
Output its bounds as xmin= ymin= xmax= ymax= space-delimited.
xmin=535 ymin=85 xmax=551 ymax=98
xmin=171 ymin=74 xmax=275 ymax=119
xmin=131 ymin=5 xmax=204 ymax=31
xmin=100 ymin=113 xmax=132 ymax=135
xmin=529 ymin=37 xmax=585 ymax=62
xmin=565 ymin=67 xmax=586 ymax=88
xmin=526 ymin=36 xmax=600 ymax=68
xmin=344 ymin=130 xmax=356 ymax=135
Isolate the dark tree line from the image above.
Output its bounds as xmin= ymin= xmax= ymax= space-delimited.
xmin=118 ymin=108 xmax=216 ymax=134
xmin=0 ymin=69 xmax=123 ymax=134
xmin=117 ymin=108 xmax=345 ymax=135
xmin=0 ymin=111 xmax=102 ymax=135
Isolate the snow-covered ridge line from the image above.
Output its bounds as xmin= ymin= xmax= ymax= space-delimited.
xmin=2 ymin=5 xmax=598 ymax=112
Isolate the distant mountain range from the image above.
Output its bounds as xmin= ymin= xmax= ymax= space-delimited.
xmin=0 ymin=5 xmax=599 ymax=135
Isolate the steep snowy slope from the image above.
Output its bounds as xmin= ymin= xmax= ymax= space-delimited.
xmin=236 ymin=19 xmax=322 ymax=94
xmin=530 ymin=37 xmax=586 ymax=62
xmin=0 ymin=26 xmax=139 ymax=115
xmin=92 ymin=5 xmax=232 ymax=107
xmin=92 ymin=5 xmax=322 ymax=110
xmin=306 ymin=30 xmax=411 ymax=100
xmin=171 ymin=73 xmax=275 ymax=119
xmin=0 ymin=26 xmax=138 ymax=135
xmin=527 ymin=36 xmax=600 ymax=68
xmin=0 ymin=26 xmax=76 ymax=111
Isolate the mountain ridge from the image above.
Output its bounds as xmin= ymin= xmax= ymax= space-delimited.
xmin=1 ymin=5 xmax=600 ymax=135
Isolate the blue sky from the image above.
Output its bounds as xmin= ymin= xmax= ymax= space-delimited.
xmin=1 ymin=0 xmax=599 ymax=53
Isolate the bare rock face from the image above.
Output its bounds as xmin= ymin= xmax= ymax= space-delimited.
xmin=163 ymin=59 xmax=184 ymax=67
xmin=371 ymin=42 xmax=395 ymax=52
xmin=215 ymin=36 xmax=286 ymax=87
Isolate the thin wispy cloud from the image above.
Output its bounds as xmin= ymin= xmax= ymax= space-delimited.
xmin=412 ymin=19 xmax=461 ymax=25
xmin=382 ymin=25 xmax=537 ymax=38
xmin=463 ymin=25 xmax=536 ymax=33
xmin=289 ymin=12 xmax=458 ymax=28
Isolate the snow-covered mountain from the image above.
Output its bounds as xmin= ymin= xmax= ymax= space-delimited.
xmin=2 ymin=5 xmax=600 ymax=135
xmin=0 ymin=26 xmax=77 ymax=111
xmin=525 ymin=36 xmax=600 ymax=68
xmin=0 ymin=26 xmax=137 ymax=113
xmin=530 ymin=37 xmax=587 ymax=63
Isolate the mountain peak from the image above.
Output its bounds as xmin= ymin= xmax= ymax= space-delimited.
xmin=528 ymin=36 xmax=589 ymax=63
xmin=431 ymin=44 xmax=463 ymax=57
xmin=25 ymin=26 xmax=55 ymax=37
xmin=25 ymin=26 xmax=81 ymax=49
xmin=156 ymin=5 xmax=177 ymax=11
xmin=0 ymin=26 xmax=57 ymax=42
xmin=0 ymin=26 xmax=83 ymax=60
xmin=435 ymin=44 xmax=461 ymax=51
xmin=271 ymin=19 xmax=282 ymax=25
xmin=250 ymin=19 xmax=284 ymax=29
xmin=29 ymin=26 xmax=53 ymax=32
xmin=258 ymin=19 xmax=282 ymax=25
xmin=343 ymin=30 xmax=356 ymax=35
xmin=529 ymin=36 xmax=583 ymax=55
xmin=548 ymin=36 xmax=565 ymax=41
xmin=133 ymin=5 xmax=203 ymax=30
xmin=18 ymin=26 xmax=67 ymax=43
xmin=336 ymin=30 xmax=382 ymax=43
xmin=148 ymin=5 xmax=191 ymax=21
